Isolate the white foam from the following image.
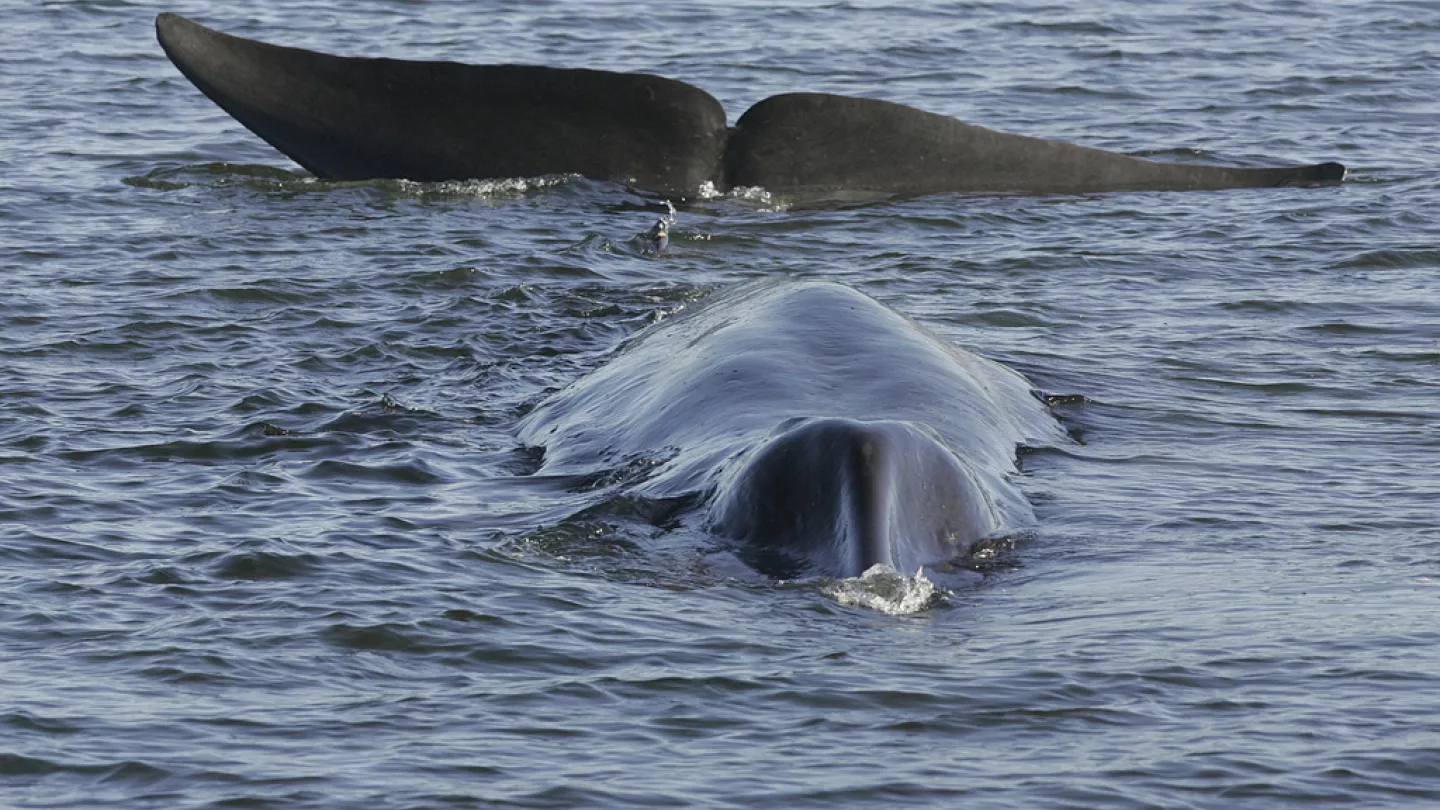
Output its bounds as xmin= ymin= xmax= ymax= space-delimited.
xmin=820 ymin=564 xmax=947 ymax=615
xmin=393 ymin=173 xmax=580 ymax=197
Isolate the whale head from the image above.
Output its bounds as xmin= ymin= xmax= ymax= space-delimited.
xmin=709 ymin=417 xmax=1000 ymax=579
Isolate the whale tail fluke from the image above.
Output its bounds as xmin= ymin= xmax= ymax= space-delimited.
xmin=155 ymin=13 xmax=1347 ymax=198
xmin=1296 ymin=161 xmax=1348 ymax=184
xmin=154 ymin=12 xmax=728 ymax=198
xmin=726 ymin=92 xmax=1346 ymax=194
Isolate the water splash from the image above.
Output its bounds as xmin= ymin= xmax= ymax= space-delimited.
xmin=821 ymin=564 xmax=947 ymax=615
xmin=391 ymin=174 xmax=581 ymax=199
xmin=639 ymin=200 xmax=678 ymax=256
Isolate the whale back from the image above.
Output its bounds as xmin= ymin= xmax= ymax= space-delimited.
xmin=519 ymin=279 xmax=1064 ymax=576
xmin=519 ymin=280 xmax=1055 ymax=489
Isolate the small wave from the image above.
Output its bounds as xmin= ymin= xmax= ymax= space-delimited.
xmin=121 ymin=162 xmax=306 ymax=191
xmin=57 ymin=429 xmax=342 ymax=466
xmin=0 ymin=753 xmax=64 ymax=776
xmin=511 ymin=521 xmax=642 ymax=564
xmin=722 ymin=184 xmax=789 ymax=210
xmin=1 ymin=711 xmax=80 ymax=735
xmin=211 ymin=549 xmax=322 ymax=581
xmin=999 ymin=20 xmax=1127 ymax=36
xmin=96 ymin=760 xmax=172 ymax=787
xmin=820 ymin=564 xmax=948 ymax=615
xmin=301 ymin=458 xmax=444 ymax=485
xmin=700 ymin=182 xmax=772 ymax=204
xmin=389 ymin=173 xmax=583 ymax=199
xmin=1333 ymin=248 xmax=1440 ymax=270
xmin=1135 ymin=146 xmax=1221 ymax=162
xmin=323 ymin=622 xmax=427 ymax=653
xmin=0 ymin=753 xmax=170 ymax=784
xmin=123 ymin=163 xmax=586 ymax=199
xmin=1011 ymin=83 xmax=1147 ymax=100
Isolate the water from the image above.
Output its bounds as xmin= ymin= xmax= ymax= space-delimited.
xmin=3 ymin=1 xmax=1438 ymax=807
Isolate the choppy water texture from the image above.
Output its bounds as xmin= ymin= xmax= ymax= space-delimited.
xmin=3 ymin=1 xmax=1439 ymax=808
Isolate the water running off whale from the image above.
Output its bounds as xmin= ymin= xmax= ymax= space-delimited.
xmin=154 ymin=13 xmax=1345 ymax=199
xmin=518 ymin=278 xmax=1066 ymax=581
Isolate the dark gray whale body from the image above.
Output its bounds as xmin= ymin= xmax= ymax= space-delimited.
xmin=155 ymin=13 xmax=1345 ymax=199
xmin=518 ymin=280 xmax=1064 ymax=580
xmin=712 ymin=418 xmax=1003 ymax=579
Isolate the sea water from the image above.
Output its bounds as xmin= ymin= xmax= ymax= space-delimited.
xmin=3 ymin=1 xmax=1438 ymax=807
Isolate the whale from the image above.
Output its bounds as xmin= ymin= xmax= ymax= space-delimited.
xmin=155 ymin=13 xmax=1345 ymax=199
xmin=517 ymin=279 xmax=1066 ymax=580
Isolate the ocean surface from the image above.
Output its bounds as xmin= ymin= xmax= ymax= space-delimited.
xmin=4 ymin=1 xmax=1439 ymax=807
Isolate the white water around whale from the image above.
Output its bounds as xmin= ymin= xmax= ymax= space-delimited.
xmin=823 ymin=565 xmax=948 ymax=615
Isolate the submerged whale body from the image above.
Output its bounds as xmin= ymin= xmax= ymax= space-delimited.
xmin=518 ymin=279 xmax=1065 ymax=579
xmin=155 ymin=13 xmax=1345 ymax=199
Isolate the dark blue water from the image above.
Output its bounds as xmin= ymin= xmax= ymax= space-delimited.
xmin=4 ymin=1 xmax=1438 ymax=807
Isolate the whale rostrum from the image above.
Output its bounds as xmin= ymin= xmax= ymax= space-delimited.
xmin=155 ymin=13 xmax=1345 ymax=199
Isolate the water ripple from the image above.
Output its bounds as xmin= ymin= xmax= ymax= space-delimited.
xmin=3 ymin=0 xmax=1439 ymax=808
